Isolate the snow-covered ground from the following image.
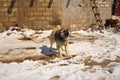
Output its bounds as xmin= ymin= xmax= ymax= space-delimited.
xmin=0 ymin=28 xmax=120 ymax=80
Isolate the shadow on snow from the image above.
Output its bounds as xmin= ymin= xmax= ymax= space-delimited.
xmin=39 ymin=45 xmax=57 ymax=56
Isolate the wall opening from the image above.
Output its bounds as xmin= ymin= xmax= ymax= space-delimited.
xmin=112 ymin=0 xmax=120 ymax=16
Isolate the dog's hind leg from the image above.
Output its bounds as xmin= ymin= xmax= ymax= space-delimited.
xmin=49 ymin=39 xmax=54 ymax=51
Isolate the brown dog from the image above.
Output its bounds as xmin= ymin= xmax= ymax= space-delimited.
xmin=49 ymin=25 xmax=70 ymax=58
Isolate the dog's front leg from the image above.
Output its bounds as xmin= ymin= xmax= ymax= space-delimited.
xmin=61 ymin=46 xmax=64 ymax=51
xmin=57 ymin=45 xmax=62 ymax=58
xmin=65 ymin=45 xmax=69 ymax=57
xmin=58 ymin=48 xmax=62 ymax=58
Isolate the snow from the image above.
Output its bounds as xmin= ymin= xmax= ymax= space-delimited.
xmin=0 ymin=28 xmax=120 ymax=80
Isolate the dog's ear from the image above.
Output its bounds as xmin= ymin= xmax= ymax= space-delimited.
xmin=66 ymin=28 xmax=71 ymax=32
xmin=66 ymin=28 xmax=71 ymax=34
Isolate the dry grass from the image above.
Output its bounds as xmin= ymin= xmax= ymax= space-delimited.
xmin=84 ymin=56 xmax=120 ymax=67
xmin=0 ymin=46 xmax=56 ymax=63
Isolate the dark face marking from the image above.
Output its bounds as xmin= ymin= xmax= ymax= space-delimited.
xmin=55 ymin=29 xmax=69 ymax=41
xmin=63 ymin=30 xmax=69 ymax=38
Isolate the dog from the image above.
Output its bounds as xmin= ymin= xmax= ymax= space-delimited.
xmin=49 ymin=25 xmax=70 ymax=58
xmin=49 ymin=25 xmax=61 ymax=50
xmin=104 ymin=19 xmax=120 ymax=32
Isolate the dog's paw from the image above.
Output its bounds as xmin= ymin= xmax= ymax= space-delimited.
xmin=58 ymin=54 xmax=63 ymax=58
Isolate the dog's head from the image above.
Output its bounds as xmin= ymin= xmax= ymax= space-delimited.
xmin=55 ymin=28 xmax=70 ymax=41
xmin=62 ymin=29 xmax=70 ymax=38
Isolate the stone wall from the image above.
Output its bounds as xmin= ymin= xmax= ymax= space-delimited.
xmin=0 ymin=0 xmax=61 ymax=31
xmin=96 ymin=0 xmax=113 ymax=24
xmin=0 ymin=0 xmax=112 ymax=32
xmin=61 ymin=0 xmax=112 ymax=29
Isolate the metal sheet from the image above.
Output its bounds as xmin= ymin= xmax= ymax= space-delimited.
xmin=115 ymin=2 xmax=120 ymax=16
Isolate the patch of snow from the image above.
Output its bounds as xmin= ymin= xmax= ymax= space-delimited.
xmin=0 ymin=29 xmax=120 ymax=80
